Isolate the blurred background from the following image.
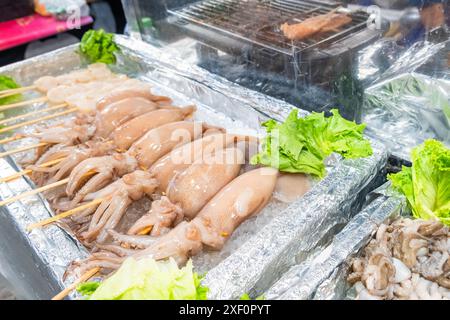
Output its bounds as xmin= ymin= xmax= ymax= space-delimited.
xmin=0 ymin=0 xmax=126 ymax=66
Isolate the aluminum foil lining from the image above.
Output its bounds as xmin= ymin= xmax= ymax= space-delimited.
xmin=0 ymin=158 xmax=88 ymax=300
xmin=265 ymin=187 xmax=405 ymax=300
xmin=0 ymin=35 xmax=387 ymax=299
xmin=358 ymin=39 xmax=450 ymax=160
xmin=203 ymin=143 xmax=388 ymax=299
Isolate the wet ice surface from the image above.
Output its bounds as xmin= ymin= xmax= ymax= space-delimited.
xmin=115 ymin=198 xmax=152 ymax=234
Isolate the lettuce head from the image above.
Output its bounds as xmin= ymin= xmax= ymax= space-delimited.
xmin=389 ymin=139 xmax=450 ymax=226
xmin=251 ymin=109 xmax=373 ymax=178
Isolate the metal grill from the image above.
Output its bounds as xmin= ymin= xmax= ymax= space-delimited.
xmin=168 ymin=0 xmax=370 ymax=55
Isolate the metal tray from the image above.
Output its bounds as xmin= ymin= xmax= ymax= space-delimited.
xmin=265 ymin=186 xmax=405 ymax=300
xmin=0 ymin=35 xmax=387 ymax=299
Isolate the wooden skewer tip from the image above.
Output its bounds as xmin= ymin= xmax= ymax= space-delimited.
xmin=51 ymin=267 xmax=100 ymax=301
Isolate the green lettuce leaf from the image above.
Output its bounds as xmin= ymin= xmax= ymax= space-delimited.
xmin=0 ymin=75 xmax=22 ymax=106
xmin=251 ymin=109 xmax=373 ymax=179
xmin=79 ymin=29 xmax=119 ymax=65
xmin=77 ymin=282 xmax=100 ymax=298
xmin=388 ymin=139 xmax=450 ymax=226
xmin=239 ymin=293 xmax=265 ymax=300
xmin=82 ymin=258 xmax=208 ymax=300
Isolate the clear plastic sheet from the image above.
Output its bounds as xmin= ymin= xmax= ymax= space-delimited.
xmin=121 ymin=0 xmax=449 ymax=161
xmin=120 ymin=0 xmax=387 ymax=121
xmin=359 ymin=39 xmax=450 ymax=160
xmin=265 ymin=186 xmax=406 ymax=300
xmin=0 ymin=35 xmax=387 ymax=299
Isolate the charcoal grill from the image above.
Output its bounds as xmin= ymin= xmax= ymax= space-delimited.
xmin=167 ymin=0 xmax=382 ymax=120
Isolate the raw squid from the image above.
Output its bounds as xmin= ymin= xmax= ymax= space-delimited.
xmin=128 ymin=147 xmax=245 ymax=236
xmin=150 ymin=133 xmax=255 ymax=192
xmin=110 ymin=105 xmax=196 ymax=151
xmin=34 ymin=63 xmax=113 ymax=93
xmin=28 ymin=104 xmax=190 ymax=181
xmin=71 ymin=167 xmax=279 ymax=274
xmin=96 ymin=88 xmax=172 ymax=112
xmin=94 ymin=97 xmax=159 ymax=138
xmin=64 ymin=107 xmax=198 ymax=206
xmin=34 ymin=141 xmax=117 ymax=186
xmin=127 ymin=121 xmax=223 ymax=169
xmin=31 ymin=123 xmax=95 ymax=146
xmin=65 ymin=153 xmax=139 ymax=208
xmin=133 ymin=167 xmax=277 ymax=264
xmin=77 ymin=170 xmax=159 ymax=243
xmin=273 ymin=173 xmax=311 ymax=203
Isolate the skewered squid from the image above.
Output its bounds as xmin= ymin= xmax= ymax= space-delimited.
xmin=128 ymin=146 xmax=245 ymax=236
xmin=96 ymin=88 xmax=172 ymax=111
xmin=150 ymin=132 xmax=256 ymax=192
xmin=30 ymin=140 xmax=116 ymax=186
xmin=33 ymin=63 xmax=114 ymax=93
xmin=94 ymin=97 xmax=160 ymax=138
xmin=64 ymin=106 xmax=197 ymax=206
xmin=75 ymin=170 xmax=159 ymax=244
xmin=127 ymin=121 xmax=223 ymax=169
xmin=26 ymin=99 xmax=181 ymax=187
xmin=69 ymin=167 xmax=278 ymax=275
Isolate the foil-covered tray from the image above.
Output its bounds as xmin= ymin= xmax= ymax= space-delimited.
xmin=265 ymin=186 xmax=405 ymax=300
xmin=0 ymin=35 xmax=387 ymax=299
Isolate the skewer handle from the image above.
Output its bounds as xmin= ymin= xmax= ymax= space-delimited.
xmin=0 ymin=142 xmax=48 ymax=159
xmin=0 ymin=85 xmax=36 ymax=98
xmin=0 ymin=134 xmax=25 ymax=145
xmin=27 ymin=197 xmax=105 ymax=231
xmin=51 ymin=267 xmax=101 ymax=300
xmin=0 ymin=103 xmax=67 ymax=126
xmin=0 ymin=106 xmax=75 ymax=134
xmin=0 ymin=178 xmax=69 ymax=207
xmin=0 ymin=97 xmax=47 ymax=112
xmin=0 ymin=158 xmax=65 ymax=183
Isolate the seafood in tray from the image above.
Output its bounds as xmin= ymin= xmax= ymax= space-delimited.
xmin=348 ymin=217 xmax=450 ymax=300
xmin=0 ymin=34 xmax=387 ymax=300
xmin=267 ymin=139 xmax=450 ymax=300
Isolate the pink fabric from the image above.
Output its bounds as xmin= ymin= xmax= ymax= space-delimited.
xmin=0 ymin=14 xmax=93 ymax=51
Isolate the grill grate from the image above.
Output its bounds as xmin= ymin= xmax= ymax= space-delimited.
xmin=169 ymin=0 xmax=370 ymax=55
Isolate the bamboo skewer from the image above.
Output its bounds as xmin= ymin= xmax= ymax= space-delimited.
xmin=0 ymin=157 xmax=65 ymax=183
xmin=0 ymin=134 xmax=25 ymax=145
xmin=0 ymin=86 xmax=36 ymax=98
xmin=0 ymin=106 xmax=77 ymax=134
xmin=0 ymin=103 xmax=68 ymax=126
xmin=0 ymin=97 xmax=48 ymax=112
xmin=0 ymin=167 xmax=97 ymax=205
xmin=27 ymin=197 xmax=106 ymax=231
xmin=0 ymin=178 xmax=69 ymax=207
xmin=0 ymin=142 xmax=48 ymax=158
xmin=52 ymin=267 xmax=101 ymax=301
